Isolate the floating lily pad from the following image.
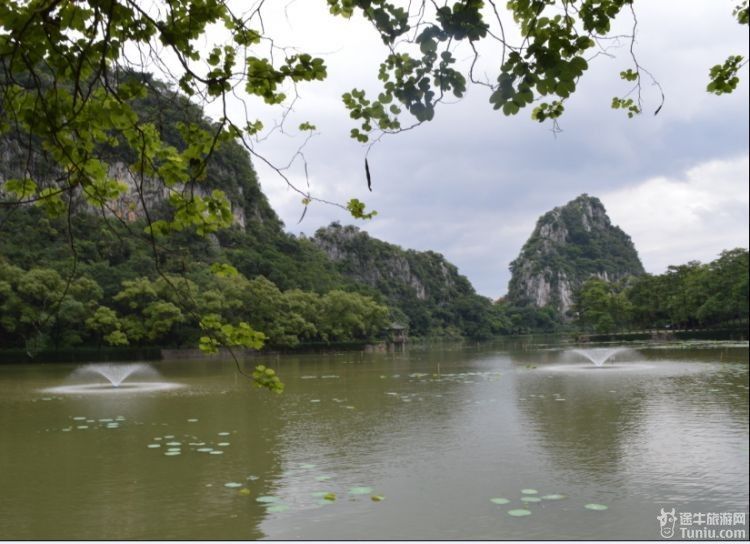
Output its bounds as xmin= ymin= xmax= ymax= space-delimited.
xmin=490 ymin=498 xmax=510 ymax=505
xmin=164 ymin=435 xmax=175 ymax=439
xmin=73 ymin=417 xmax=86 ymax=421
xmin=167 ymin=447 xmax=181 ymax=452
xmin=187 ymin=418 xmax=199 ymax=422
xmin=266 ymin=504 xmax=289 ymax=513
xmin=197 ymin=447 xmax=213 ymax=453
xmin=209 ymin=450 xmax=223 ymax=455
xmin=164 ymin=451 xmax=181 ymax=456
xmin=521 ymin=497 xmax=541 ymax=503
xmin=349 ymin=486 xmax=373 ymax=495
xmin=585 ymin=503 xmax=608 ymax=511
xmin=371 ymin=495 xmax=385 ymax=502
xmin=218 ymin=432 xmax=230 ymax=436
xmin=76 ymin=425 xmax=89 ymax=429
xmin=246 ymin=475 xmax=259 ymax=481
xmin=166 ymin=442 xmax=181 ymax=446
xmin=256 ymin=496 xmax=280 ymax=504
xmin=541 ymin=494 xmax=566 ymax=500
xmin=310 ymin=399 xmax=321 ymax=403
xmin=507 ymin=509 xmax=532 ymax=517
xmin=217 ymin=442 xmax=230 ymax=447
xmin=224 ymin=482 xmax=243 ymax=488
xmin=238 ymin=488 xmax=251 ymax=496
xmin=521 ymin=489 xmax=538 ymax=495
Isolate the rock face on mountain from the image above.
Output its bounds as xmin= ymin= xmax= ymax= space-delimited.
xmin=0 ymin=78 xmax=280 ymax=232
xmin=507 ymin=194 xmax=644 ymax=318
xmin=312 ymin=223 xmax=490 ymax=336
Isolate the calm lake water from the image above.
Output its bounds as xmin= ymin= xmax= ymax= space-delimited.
xmin=0 ymin=341 xmax=748 ymax=540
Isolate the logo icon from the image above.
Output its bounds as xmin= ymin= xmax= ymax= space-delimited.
xmin=657 ymin=508 xmax=678 ymax=538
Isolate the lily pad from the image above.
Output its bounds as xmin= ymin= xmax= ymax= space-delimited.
xmin=217 ymin=442 xmax=230 ymax=447
xmin=507 ymin=509 xmax=532 ymax=517
xmin=187 ymin=418 xmax=199 ymax=422
xmin=164 ymin=451 xmax=181 ymax=456
xmin=224 ymin=482 xmax=243 ymax=488
xmin=490 ymin=498 xmax=510 ymax=505
xmin=218 ymin=432 xmax=230 ymax=436
xmin=166 ymin=442 xmax=181 ymax=446
xmin=521 ymin=489 xmax=538 ymax=495
xmin=541 ymin=494 xmax=566 ymax=500
xmin=266 ymin=504 xmax=289 ymax=513
xmin=256 ymin=496 xmax=280 ymax=504
xmin=521 ymin=497 xmax=541 ymax=503
xmin=585 ymin=503 xmax=608 ymax=511
xmin=238 ymin=488 xmax=251 ymax=496
xmin=209 ymin=450 xmax=223 ymax=455
xmin=197 ymin=447 xmax=213 ymax=453
xmin=348 ymin=486 xmax=373 ymax=495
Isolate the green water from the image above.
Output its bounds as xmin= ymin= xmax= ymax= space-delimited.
xmin=0 ymin=342 xmax=747 ymax=539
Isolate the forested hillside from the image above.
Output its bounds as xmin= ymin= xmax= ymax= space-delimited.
xmin=0 ymin=76 xmax=501 ymax=355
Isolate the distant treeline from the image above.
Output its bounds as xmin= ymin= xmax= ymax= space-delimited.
xmin=572 ymin=248 xmax=749 ymax=333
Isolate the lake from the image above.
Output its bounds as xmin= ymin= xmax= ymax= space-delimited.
xmin=0 ymin=340 xmax=747 ymax=540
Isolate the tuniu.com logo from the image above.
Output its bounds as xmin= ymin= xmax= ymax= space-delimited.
xmin=657 ymin=507 xmax=747 ymax=539
xmin=657 ymin=508 xmax=678 ymax=538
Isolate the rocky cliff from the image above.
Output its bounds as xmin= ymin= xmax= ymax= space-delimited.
xmin=0 ymin=77 xmax=280 ymax=232
xmin=507 ymin=194 xmax=644 ymax=318
xmin=312 ymin=223 xmax=493 ymax=336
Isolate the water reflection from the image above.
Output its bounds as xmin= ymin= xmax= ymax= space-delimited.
xmin=512 ymin=349 xmax=749 ymax=510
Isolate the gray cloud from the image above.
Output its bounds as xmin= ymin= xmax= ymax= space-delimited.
xmin=243 ymin=2 xmax=749 ymax=298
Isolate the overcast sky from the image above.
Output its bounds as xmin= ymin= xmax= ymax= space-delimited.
xmin=212 ymin=1 xmax=749 ymax=299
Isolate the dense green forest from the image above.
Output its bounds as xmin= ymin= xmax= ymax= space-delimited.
xmin=573 ymin=248 xmax=749 ymax=334
xmin=0 ymin=76 xmax=506 ymax=354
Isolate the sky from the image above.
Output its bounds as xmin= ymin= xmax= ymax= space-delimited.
xmin=207 ymin=1 xmax=749 ymax=299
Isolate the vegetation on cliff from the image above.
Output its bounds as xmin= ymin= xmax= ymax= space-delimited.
xmin=506 ymin=194 xmax=644 ymax=319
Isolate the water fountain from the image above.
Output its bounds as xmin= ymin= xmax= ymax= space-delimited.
xmin=44 ymin=363 xmax=183 ymax=394
xmin=571 ymin=347 xmax=629 ymax=367
xmin=536 ymin=346 xmax=653 ymax=372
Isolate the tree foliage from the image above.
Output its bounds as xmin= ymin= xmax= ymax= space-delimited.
xmin=574 ymin=248 xmax=749 ymax=332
